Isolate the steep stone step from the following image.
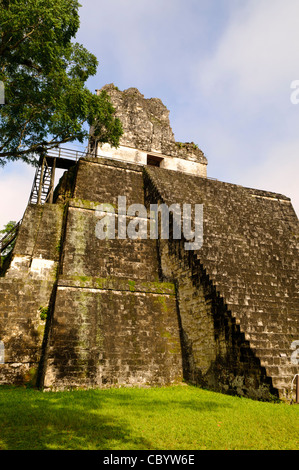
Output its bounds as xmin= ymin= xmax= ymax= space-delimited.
xmin=263 ymin=364 xmax=295 ymax=377
xmin=245 ymin=331 xmax=294 ymax=342
xmin=259 ymin=354 xmax=296 ymax=366
xmin=241 ymin=318 xmax=299 ymax=331
xmin=252 ymin=346 xmax=293 ymax=358
xmin=271 ymin=375 xmax=298 ymax=394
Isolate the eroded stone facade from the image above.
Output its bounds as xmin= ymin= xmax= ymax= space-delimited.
xmin=90 ymin=84 xmax=208 ymax=177
xmin=0 ymin=86 xmax=298 ymax=401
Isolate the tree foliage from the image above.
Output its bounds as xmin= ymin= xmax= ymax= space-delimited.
xmin=0 ymin=0 xmax=122 ymax=165
xmin=0 ymin=220 xmax=16 ymax=258
xmin=0 ymin=220 xmax=16 ymax=235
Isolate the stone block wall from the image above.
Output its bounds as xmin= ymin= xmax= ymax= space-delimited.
xmin=1 ymin=154 xmax=298 ymax=401
xmin=6 ymin=203 xmax=64 ymax=280
xmin=157 ymin=239 xmax=277 ymax=400
xmin=0 ymin=279 xmax=54 ymax=385
xmin=92 ymin=85 xmax=208 ymax=177
xmin=0 ymin=203 xmax=65 ymax=385
xmin=144 ymin=166 xmax=299 ymax=401
xmin=43 ymin=279 xmax=181 ymax=389
xmin=41 ymin=156 xmax=183 ymax=389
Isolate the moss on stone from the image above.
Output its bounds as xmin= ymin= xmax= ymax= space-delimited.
xmin=24 ymin=367 xmax=38 ymax=388
xmin=128 ymin=280 xmax=136 ymax=292
xmin=154 ymin=295 xmax=169 ymax=313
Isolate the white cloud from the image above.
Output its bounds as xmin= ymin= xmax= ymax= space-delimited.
xmin=77 ymin=0 xmax=210 ymax=94
xmin=186 ymin=0 xmax=299 ymax=216
xmin=0 ymin=163 xmax=67 ymax=231
xmin=198 ymin=0 xmax=299 ymax=110
xmin=243 ymin=139 xmax=299 ymax=217
xmin=0 ymin=163 xmax=35 ymax=231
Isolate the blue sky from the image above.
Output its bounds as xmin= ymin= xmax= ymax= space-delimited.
xmin=1 ymin=0 xmax=299 ymax=230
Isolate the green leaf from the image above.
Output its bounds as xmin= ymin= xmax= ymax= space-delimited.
xmin=0 ymin=0 xmax=123 ymax=165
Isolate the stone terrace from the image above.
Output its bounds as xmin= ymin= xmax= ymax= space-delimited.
xmin=144 ymin=166 xmax=299 ymax=399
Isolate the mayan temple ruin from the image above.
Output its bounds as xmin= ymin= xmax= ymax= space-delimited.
xmin=0 ymin=84 xmax=298 ymax=402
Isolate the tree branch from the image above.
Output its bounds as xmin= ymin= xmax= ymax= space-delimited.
xmin=0 ymin=20 xmax=41 ymax=56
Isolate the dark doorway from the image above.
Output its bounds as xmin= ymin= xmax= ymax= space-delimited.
xmin=147 ymin=155 xmax=163 ymax=167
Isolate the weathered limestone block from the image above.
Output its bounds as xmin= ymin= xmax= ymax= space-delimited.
xmin=91 ymin=85 xmax=208 ymax=177
xmin=0 ymin=203 xmax=65 ymax=385
xmin=7 ymin=203 xmax=64 ymax=281
xmin=37 ymin=156 xmax=184 ymax=389
xmin=60 ymin=158 xmax=161 ymax=281
xmin=43 ymin=280 xmax=182 ymax=389
xmin=101 ymin=85 xmax=175 ymax=154
xmin=144 ymin=165 xmax=299 ymax=401
xmin=0 ymin=279 xmax=54 ymax=385
xmin=61 ymin=205 xmax=160 ymax=281
xmin=73 ymin=157 xmax=145 ymax=207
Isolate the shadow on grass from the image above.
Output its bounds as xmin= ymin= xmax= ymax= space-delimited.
xmin=0 ymin=385 xmax=233 ymax=450
xmin=0 ymin=387 xmax=152 ymax=450
xmin=95 ymin=386 xmax=233 ymax=413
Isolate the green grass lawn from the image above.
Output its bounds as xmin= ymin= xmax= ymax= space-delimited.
xmin=0 ymin=384 xmax=298 ymax=450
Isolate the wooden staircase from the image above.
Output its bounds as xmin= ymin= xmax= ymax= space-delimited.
xmin=1 ymin=147 xmax=85 ymax=267
xmin=28 ymin=147 xmax=85 ymax=205
xmin=29 ymin=155 xmax=53 ymax=204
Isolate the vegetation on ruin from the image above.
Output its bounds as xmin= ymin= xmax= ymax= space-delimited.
xmin=0 ymin=220 xmax=16 ymax=274
xmin=39 ymin=305 xmax=48 ymax=321
xmin=176 ymin=142 xmax=199 ymax=150
xmin=0 ymin=220 xmax=16 ymax=248
xmin=0 ymin=384 xmax=298 ymax=450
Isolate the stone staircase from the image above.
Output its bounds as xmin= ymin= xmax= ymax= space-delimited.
xmin=145 ymin=165 xmax=299 ymax=401
xmin=242 ymin=322 xmax=299 ymax=398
